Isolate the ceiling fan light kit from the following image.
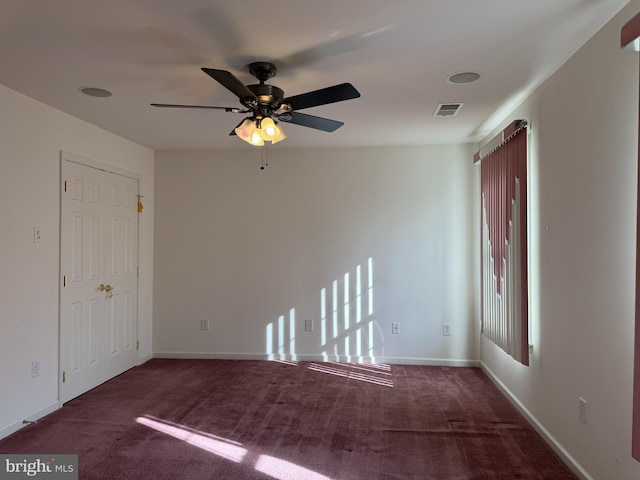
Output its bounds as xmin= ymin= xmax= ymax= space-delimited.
xmin=234 ymin=117 xmax=287 ymax=146
xmin=152 ymin=61 xmax=360 ymax=146
xmin=235 ymin=118 xmax=263 ymax=146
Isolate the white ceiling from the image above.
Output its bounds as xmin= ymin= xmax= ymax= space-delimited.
xmin=0 ymin=0 xmax=629 ymax=150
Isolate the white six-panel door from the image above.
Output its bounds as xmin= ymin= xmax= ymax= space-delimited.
xmin=60 ymin=158 xmax=139 ymax=403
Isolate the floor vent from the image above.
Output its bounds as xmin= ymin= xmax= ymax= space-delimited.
xmin=434 ymin=103 xmax=463 ymax=117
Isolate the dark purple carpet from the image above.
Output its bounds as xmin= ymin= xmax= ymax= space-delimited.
xmin=0 ymin=360 xmax=577 ymax=479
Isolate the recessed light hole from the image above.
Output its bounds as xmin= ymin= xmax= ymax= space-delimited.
xmin=79 ymin=86 xmax=112 ymax=98
xmin=447 ymin=72 xmax=480 ymax=84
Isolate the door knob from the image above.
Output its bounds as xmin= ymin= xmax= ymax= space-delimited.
xmin=98 ymin=284 xmax=113 ymax=298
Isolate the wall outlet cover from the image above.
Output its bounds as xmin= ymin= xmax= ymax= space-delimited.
xmin=579 ymin=397 xmax=587 ymax=424
xmin=31 ymin=360 xmax=40 ymax=378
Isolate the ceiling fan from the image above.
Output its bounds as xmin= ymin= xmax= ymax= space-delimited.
xmin=151 ymin=62 xmax=361 ymax=145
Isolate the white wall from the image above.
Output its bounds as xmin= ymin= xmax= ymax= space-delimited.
xmin=480 ymin=1 xmax=640 ymax=479
xmin=0 ymin=84 xmax=154 ymax=438
xmin=154 ymin=145 xmax=479 ymax=365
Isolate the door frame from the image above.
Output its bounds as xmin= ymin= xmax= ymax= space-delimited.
xmin=58 ymin=151 xmax=143 ymax=404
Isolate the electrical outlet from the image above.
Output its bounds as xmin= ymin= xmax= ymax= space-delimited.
xmin=443 ymin=323 xmax=452 ymax=336
xmin=33 ymin=227 xmax=41 ymax=244
xmin=201 ymin=318 xmax=210 ymax=331
xmin=304 ymin=319 xmax=313 ymax=332
xmin=391 ymin=322 xmax=399 ymax=334
xmin=579 ymin=397 xmax=587 ymax=424
xmin=31 ymin=360 xmax=40 ymax=378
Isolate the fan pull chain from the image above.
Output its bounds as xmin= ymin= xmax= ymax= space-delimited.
xmin=260 ymin=146 xmax=270 ymax=170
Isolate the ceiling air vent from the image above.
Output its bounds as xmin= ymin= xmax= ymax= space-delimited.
xmin=434 ymin=103 xmax=463 ymax=117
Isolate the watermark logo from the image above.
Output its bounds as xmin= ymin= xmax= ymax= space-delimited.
xmin=0 ymin=455 xmax=77 ymax=480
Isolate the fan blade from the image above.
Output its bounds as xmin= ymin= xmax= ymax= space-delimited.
xmin=201 ymin=68 xmax=257 ymax=102
xmin=282 ymin=112 xmax=344 ymax=132
xmin=151 ymin=103 xmax=243 ymax=112
xmin=283 ymin=83 xmax=360 ymax=111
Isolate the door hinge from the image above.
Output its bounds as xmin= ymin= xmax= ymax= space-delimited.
xmin=63 ymin=275 xmax=67 ymax=287
xmin=137 ymin=267 xmax=140 ymax=278
xmin=136 ymin=340 xmax=139 ymax=350
xmin=64 ymin=180 xmax=68 ymax=192
xmin=62 ymin=371 xmax=66 ymax=383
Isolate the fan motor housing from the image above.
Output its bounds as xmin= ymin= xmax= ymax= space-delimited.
xmin=246 ymin=84 xmax=284 ymax=109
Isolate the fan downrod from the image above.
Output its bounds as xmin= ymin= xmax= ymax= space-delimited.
xmin=249 ymin=62 xmax=277 ymax=83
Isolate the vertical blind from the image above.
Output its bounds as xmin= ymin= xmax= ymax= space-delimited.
xmin=479 ymin=126 xmax=529 ymax=366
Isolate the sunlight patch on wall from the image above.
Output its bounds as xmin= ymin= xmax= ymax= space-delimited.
xmin=266 ymin=309 xmax=297 ymax=361
xmin=266 ymin=323 xmax=274 ymax=360
xmin=344 ymin=272 xmax=350 ymax=360
xmin=368 ymin=257 xmax=375 ymax=361
xmin=320 ymin=287 xmax=329 ymax=361
xmin=264 ymin=257 xmax=380 ymax=363
xmin=355 ymin=265 xmax=362 ymax=361
xmin=278 ymin=315 xmax=285 ymax=358
xmin=320 ymin=257 xmax=379 ymax=363
xmin=320 ymin=288 xmax=327 ymax=348
xmin=332 ymin=280 xmax=339 ymax=340
xmin=289 ymin=308 xmax=296 ymax=361
xmin=368 ymin=257 xmax=373 ymax=316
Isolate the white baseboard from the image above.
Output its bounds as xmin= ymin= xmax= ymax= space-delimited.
xmin=138 ymin=353 xmax=154 ymax=364
xmin=153 ymin=352 xmax=273 ymax=361
xmin=153 ymin=351 xmax=479 ymax=367
xmin=383 ymin=356 xmax=480 ymax=367
xmin=0 ymin=401 xmax=60 ymax=441
xmin=480 ymin=362 xmax=593 ymax=480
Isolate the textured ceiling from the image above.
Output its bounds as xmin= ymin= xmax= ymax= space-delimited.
xmin=0 ymin=0 xmax=629 ymax=150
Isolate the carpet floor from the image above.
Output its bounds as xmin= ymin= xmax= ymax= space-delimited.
xmin=0 ymin=359 xmax=577 ymax=479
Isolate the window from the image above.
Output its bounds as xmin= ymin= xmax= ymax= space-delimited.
xmin=475 ymin=122 xmax=529 ymax=366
